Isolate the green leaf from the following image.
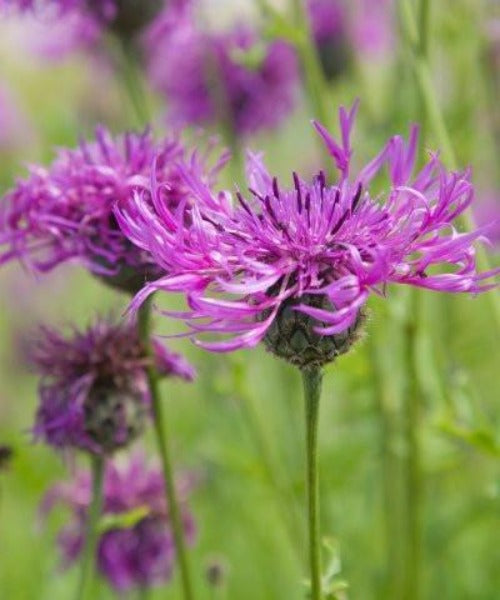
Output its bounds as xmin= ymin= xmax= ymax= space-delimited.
xmin=437 ymin=421 xmax=500 ymax=457
xmin=98 ymin=505 xmax=151 ymax=534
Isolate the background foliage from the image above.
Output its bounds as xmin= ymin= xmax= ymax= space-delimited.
xmin=0 ymin=1 xmax=499 ymax=598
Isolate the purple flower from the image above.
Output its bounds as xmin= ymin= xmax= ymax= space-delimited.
xmin=307 ymin=0 xmax=350 ymax=80
xmin=0 ymin=127 xmax=225 ymax=293
xmin=306 ymin=0 xmax=394 ymax=78
xmin=145 ymin=1 xmax=299 ymax=135
xmin=117 ymin=102 xmax=499 ymax=367
xmin=41 ymin=453 xmax=196 ymax=591
xmin=30 ymin=317 xmax=195 ymax=454
xmin=350 ymin=0 xmax=394 ymax=58
xmin=308 ymin=0 xmax=345 ymax=44
xmin=1 ymin=1 xmax=165 ymax=49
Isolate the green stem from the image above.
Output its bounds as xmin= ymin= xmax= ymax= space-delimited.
xmin=107 ymin=35 xmax=151 ymax=128
xmin=138 ymin=586 xmax=150 ymax=600
xmin=290 ymin=0 xmax=329 ymax=126
xmin=288 ymin=0 xmax=334 ymax=174
xmin=402 ymin=291 xmax=422 ymax=600
xmin=368 ymin=330 xmax=405 ymax=599
xmin=138 ymin=299 xmax=195 ymax=600
xmin=232 ymin=359 xmax=304 ymax=561
xmin=418 ymin=0 xmax=430 ymax=58
xmin=302 ymin=367 xmax=323 ymax=600
xmin=398 ymin=0 xmax=500 ymax=328
xmin=75 ymin=455 xmax=104 ymax=600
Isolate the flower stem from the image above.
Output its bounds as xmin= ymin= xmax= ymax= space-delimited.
xmin=398 ymin=0 xmax=500 ymax=328
xmin=368 ymin=329 xmax=405 ymax=599
xmin=106 ymin=34 xmax=151 ymax=128
xmin=138 ymin=299 xmax=195 ymax=600
xmin=290 ymin=0 xmax=329 ymax=127
xmin=75 ymin=455 xmax=104 ymax=600
xmin=402 ymin=291 xmax=422 ymax=600
xmin=301 ymin=367 xmax=323 ymax=600
xmin=231 ymin=359 xmax=304 ymax=561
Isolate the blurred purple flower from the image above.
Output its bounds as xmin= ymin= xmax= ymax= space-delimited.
xmin=116 ymin=102 xmax=499 ymax=365
xmin=30 ymin=317 xmax=195 ymax=454
xmin=308 ymin=0 xmax=345 ymax=43
xmin=0 ymin=127 xmax=226 ymax=293
xmin=0 ymin=84 xmax=30 ymax=150
xmin=350 ymin=0 xmax=394 ymax=58
xmin=1 ymin=0 xmax=165 ymax=50
xmin=145 ymin=1 xmax=299 ymax=135
xmin=307 ymin=0 xmax=351 ymax=79
xmin=306 ymin=0 xmax=394 ymax=77
xmin=474 ymin=193 xmax=500 ymax=247
xmin=41 ymin=453 xmax=196 ymax=591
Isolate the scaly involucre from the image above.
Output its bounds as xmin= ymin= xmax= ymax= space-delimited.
xmin=30 ymin=317 xmax=195 ymax=454
xmin=116 ymin=102 xmax=499 ymax=353
xmin=0 ymin=127 xmax=226 ymax=292
xmin=40 ymin=453 xmax=196 ymax=591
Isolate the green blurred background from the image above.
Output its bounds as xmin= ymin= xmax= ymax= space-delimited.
xmin=0 ymin=1 xmax=499 ymax=598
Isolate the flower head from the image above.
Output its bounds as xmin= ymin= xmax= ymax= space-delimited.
xmin=0 ymin=127 xmax=225 ymax=293
xmin=30 ymin=317 xmax=195 ymax=454
xmin=145 ymin=1 xmax=299 ymax=135
xmin=41 ymin=453 xmax=195 ymax=591
xmin=117 ymin=102 xmax=498 ymax=368
xmin=1 ymin=0 xmax=164 ymax=41
xmin=307 ymin=0 xmax=350 ymax=80
xmin=350 ymin=0 xmax=395 ymax=58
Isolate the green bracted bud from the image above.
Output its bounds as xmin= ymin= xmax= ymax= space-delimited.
xmin=263 ymin=294 xmax=364 ymax=370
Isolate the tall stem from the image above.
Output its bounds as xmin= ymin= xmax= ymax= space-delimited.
xmin=231 ymin=359 xmax=304 ymax=561
xmin=75 ymin=455 xmax=104 ymax=600
xmin=302 ymin=367 xmax=323 ymax=600
xmin=290 ymin=0 xmax=329 ymax=126
xmin=368 ymin=330 xmax=405 ymax=599
xmin=138 ymin=299 xmax=195 ymax=600
xmin=402 ymin=291 xmax=422 ymax=600
xmin=105 ymin=35 xmax=151 ymax=128
xmin=398 ymin=0 xmax=500 ymax=328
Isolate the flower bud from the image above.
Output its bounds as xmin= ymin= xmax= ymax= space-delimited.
xmin=263 ymin=294 xmax=364 ymax=369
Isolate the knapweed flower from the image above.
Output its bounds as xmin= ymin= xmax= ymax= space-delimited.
xmin=307 ymin=0 xmax=351 ymax=80
xmin=306 ymin=0 xmax=394 ymax=78
xmin=1 ymin=0 xmax=164 ymax=41
xmin=117 ymin=102 xmax=499 ymax=369
xmin=0 ymin=127 xmax=225 ymax=293
xmin=41 ymin=453 xmax=195 ymax=591
xmin=30 ymin=317 xmax=195 ymax=454
xmin=145 ymin=1 xmax=299 ymax=135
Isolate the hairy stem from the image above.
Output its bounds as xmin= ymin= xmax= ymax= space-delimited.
xmin=302 ymin=367 xmax=323 ymax=600
xmin=138 ymin=299 xmax=195 ymax=600
xmin=75 ymin=455 xmax=104 ymax=600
